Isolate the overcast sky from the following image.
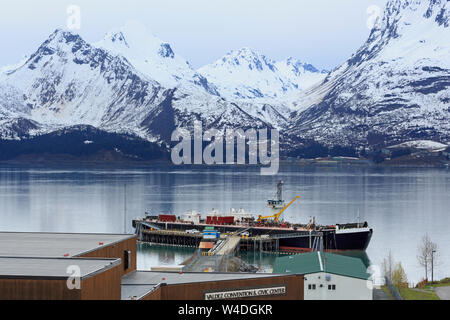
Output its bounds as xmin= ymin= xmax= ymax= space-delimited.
xmin=0 ymin=0 xmax=388 ymax=70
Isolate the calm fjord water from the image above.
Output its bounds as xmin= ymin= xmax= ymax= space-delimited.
xmin=0 ymin=164 xmax=448 ymax=283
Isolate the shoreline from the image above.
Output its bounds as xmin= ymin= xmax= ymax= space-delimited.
xmin=0 ymin=159 xmax=448 ymax=169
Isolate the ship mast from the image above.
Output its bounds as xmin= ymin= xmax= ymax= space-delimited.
xmin=357 ymin=209 xmax=360 ymax=228
xmin=277 ymin=180 xmax=284 ymax=201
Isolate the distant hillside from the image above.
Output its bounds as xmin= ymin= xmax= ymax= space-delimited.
xmin=0 ymin=125 xmax=168 ymax=162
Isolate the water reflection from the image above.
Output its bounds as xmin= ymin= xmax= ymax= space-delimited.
xmin=0 ymin=164 xmax=449 ymax=283
xmin=137 ymin=244 xmax=371 ymax=274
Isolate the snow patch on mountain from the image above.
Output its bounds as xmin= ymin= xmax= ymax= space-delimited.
xmin=388 ymin=139 xmax=448 ymax=150
xmin=96 ymin=21 xmax=219 ymax=96
xmin=198 ymin=47 xmax=326 ymax=103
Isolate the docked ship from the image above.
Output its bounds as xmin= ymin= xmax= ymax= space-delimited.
xmin=135 ymin=182 xmax=373 ymax=252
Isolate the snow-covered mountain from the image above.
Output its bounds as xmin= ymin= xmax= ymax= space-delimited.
xmin=198 ymin=47 xmax=327 ymax=102
xmin=0 ymin=29 xmax=268 ymax=142
xmin=0 ymin=55 xmax=28 ymax=75
xmin=96 ymin=21 xmax=219 ymax=96
xmin=288 ymin=0 xmax=450 ymax=148
xmin=0 ymin=0 xmax=448 ymax=156
xmin=275 ymin=58 xmax=328 ymax=93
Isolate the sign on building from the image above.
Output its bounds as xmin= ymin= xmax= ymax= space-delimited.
xmin=205 ymin=286 xmax=286 ymax=300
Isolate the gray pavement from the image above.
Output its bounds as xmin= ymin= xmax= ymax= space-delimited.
xmin=435 ymin=286 xmax=450 ymax=300
xmin=373 ymin=288 xmax=393 ymax=300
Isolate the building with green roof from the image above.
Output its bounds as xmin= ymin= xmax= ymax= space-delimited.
xmin=273 ymin=252 xmax=373 ymax=300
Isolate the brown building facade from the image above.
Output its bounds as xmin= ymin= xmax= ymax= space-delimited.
xmin=78 ymin=236 xmax=137 ymax=277
xmin=122 ymin=272 xmax=304 ymax=300
xmin=0 ymin=257 xmax=122 ymax=300
xmin=0 ymin=232 xmax=136 ymax=300
xmin=143 ymin=274 xmax=304 ymax=300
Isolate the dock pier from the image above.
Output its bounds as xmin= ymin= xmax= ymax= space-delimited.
xmin=138 ymin=229 xmax=202 ymax=247
xmin=134 ymin=220 xmax=326 ymax=273
xmin=135 ymin=222 xmax=316 ymax=255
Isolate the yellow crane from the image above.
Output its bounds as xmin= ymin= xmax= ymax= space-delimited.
xmin=257 ymin=196 xmax=300 ymax=224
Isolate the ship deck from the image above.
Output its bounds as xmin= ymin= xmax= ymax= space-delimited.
xmin=139 ymin=219 xmax=324 ymax=232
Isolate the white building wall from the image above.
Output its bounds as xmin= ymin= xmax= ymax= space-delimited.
xmin=304 ymin=272 xmax=373 ymax=300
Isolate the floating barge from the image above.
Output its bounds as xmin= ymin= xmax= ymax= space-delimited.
xmin=134 ymin=183 xmax=373 ymax=252
xmin=133 ymin=217 xmax=372 ymax=253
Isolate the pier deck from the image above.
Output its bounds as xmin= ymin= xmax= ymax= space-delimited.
xmin=136 ymin=228 xmax=306 ymax=254
xmin=138 ymin=229 xmax=203 ymax=248
xmin=215 ymin=236 xmax=241 ymax=256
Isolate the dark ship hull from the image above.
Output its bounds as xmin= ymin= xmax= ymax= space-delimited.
xmin=278 ymin=227 xmax=373 ymax=251
xmin=134 ymin=220 xmax=373 ymax=252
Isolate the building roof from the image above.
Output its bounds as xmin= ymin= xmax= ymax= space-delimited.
xmin=122 ymin=284 xmax=159 ymax=300
xmin=273 ymin=252 xmax=371 ymax=280
xmin=0 ymin=232 xmax=135 ymax=258
xmin=0 ymin=257 xmax=121 ymax=280
xmin=121 ymin=271 xmax=283 ymax=300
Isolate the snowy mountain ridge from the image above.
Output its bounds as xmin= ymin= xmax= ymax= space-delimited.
xmin=0 ymin=29 xmax=269 ymax=142
xmin=198 ymin=47 xmax=328 ymax=102
xmin=96 ymin=21 xmax=220 ymax=96
xmin=0 ymin=0 xmax=448 ymax=153
xmin=287 ymin=0 xmax=450 ymax=148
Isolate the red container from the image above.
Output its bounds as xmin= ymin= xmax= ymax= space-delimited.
xmin=218 ymin=216 xmax=234 ymax=225
xmin=206 ymin=216 xmax=221 ymax=225
xmin=159 ymin=214 xmax=176 ymax=222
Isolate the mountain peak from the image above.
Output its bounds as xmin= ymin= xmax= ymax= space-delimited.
xmin=344 ymin=0 xmax=449 ymax=69
xmin=96 ymin=21 xmax=218 ymax=94
xmin=198 ymin=48 xmax=329 ymax=100
xmin=107 ymin=31 xmax=129 ymax=47
xmin=214 ymin=47 xmax=276 ymax=72
xmin=374 ymin=0 xmax=448 ymax=35
xmin=230 ymin=47 xmax=262 ymax=57
xmin=46 ymin=28 xmax=84 ymax=46
xmin=20 ymin=29 xmax=89 ymax=72
xmin=100 ymin=21 xmax=173 ymax=59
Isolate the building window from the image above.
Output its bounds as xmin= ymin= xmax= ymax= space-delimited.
xmin=328 ymin=285 xmax=336 ymax=290
xmin=308 ymin=284 xmax=316 ymax=290
xmin=124 ymin=250 xmax=131 ymax=271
